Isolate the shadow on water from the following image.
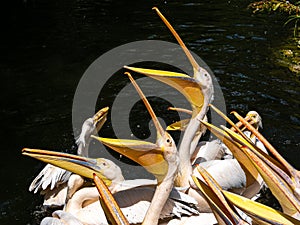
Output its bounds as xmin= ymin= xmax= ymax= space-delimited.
xmin=0 ymin=0 xmax=299 ymax=224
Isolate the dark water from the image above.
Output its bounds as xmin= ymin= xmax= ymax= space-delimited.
xmin=1 ymin=0 xmax=299 ymax=224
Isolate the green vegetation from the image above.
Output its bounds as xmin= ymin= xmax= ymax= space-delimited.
xmin=249 ymin=0 xmax=300 ymax=75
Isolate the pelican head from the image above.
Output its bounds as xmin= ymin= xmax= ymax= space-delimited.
xmin=22 ymin=148 xmax=124 ymax=187
xmin=76 ymin=107 xmax=109 ymax=157
xmin=124 ymin=8 xmax=214 ymax=117
xmin=245 ymin=111 xmax=262 ymax=129
xmin=94 ymin=73 xmax=179 ymax=184
xmin=93 ymin=72 xmax=179 ymax=225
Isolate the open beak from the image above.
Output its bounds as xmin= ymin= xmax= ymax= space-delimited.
xmin=22 ymin=148 xmax=112 ymax=186
xmin=124 ymin=7 xmax=210 ymax=116
xmin=166 ymin=119 xmax=190 ymax=131
xmin=94 ymin=72 xmax=175 ymax=183
xmin=93 ymin=106 xmax=109 ymax=131
xmin=201 ymin=105 xmax=300 ymax=217
xmin=193 ymin=165 xmax=299 ymax=225
xmin=223 ymin=190 xmax=300 ymax=225
xmin=93 ymin=136 xmax=168 ymax=183
xmin=124 ymin=66 xmax=203 ymax=116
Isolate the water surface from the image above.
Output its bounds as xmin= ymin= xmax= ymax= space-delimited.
xmin=0 ymin=1 xmax=299 ymax=224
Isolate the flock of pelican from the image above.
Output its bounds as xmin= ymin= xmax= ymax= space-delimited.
xmin=22 ymin=7 xmax=300 ymax=225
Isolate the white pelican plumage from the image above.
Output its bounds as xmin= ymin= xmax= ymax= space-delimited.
xmin=28 ymin=107 xmax=109 ymax=208
xmin=122 ymin=10 xmax=268 ymax=214
xmin=97 ymin=72 xmax=181 ymax=225
xmin=124 ymin=7 xmax=214 ymax=189
xmin=22 ymin=148 xmax=198 ymax=225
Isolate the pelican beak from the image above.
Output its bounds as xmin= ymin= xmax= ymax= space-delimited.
xmin=93 ymin=106 xmax=109 ymax=131
xmin=192 ymin=166 xmax=245 ymax=225
xmin=123 ymin=7 xmax=209 ymax=116
xmin=94 ymin=72 xmax=176 ymax=183
xmin=93 ymin=136 xmax=168 ymax=183
xmin=93 ymin=174 xmax=129 ymax=225
xmin=223 ymin=190 xmax=300 ymax=225
xmin=124 ymin=66 xmax=203 ymax=116
xmin=202 ymin=106 xmax=300 ymax=217
xmin=22 ymin=148 xmax=112 ymax=186
xmin=193 ymin=165 xmax=300 ymax=225
xmin=166 ymin=119 xmax=190 ymax=131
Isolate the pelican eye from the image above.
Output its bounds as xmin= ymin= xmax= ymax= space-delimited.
xmin=166 ymin=139 xmax=172 ymax=145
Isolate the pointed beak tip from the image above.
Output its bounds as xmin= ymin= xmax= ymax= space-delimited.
xmin=22 ymin=148 xmax=31 ymax=154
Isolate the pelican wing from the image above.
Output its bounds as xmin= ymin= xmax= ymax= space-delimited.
xmin=29 ymin=164 xmax=72 ymax=193
xmin=113 ymin=186 xmax=199 ymax=224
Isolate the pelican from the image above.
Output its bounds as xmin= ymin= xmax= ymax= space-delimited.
xmin=124 ymin=7 xmax=214 ymax=189
xmin=192 ymin=165 xmax=300 ymax=225
xmin=27 ymin=107 xmax=109 ymax=208
xmin=121 ymin=8 xmax=265 ymax=213
xmin=230 ymin=111 xmax=300 ymax=219
xmin=22 ymin=148 xmax=198 ymax=225
xmin=192 ymin=109 xmax=265 ymax=164
xmin=189 ymin=110 xmax=268 ymax=202
xmin=197 ymin=107 xmax=268 ymax=199
xmin=200 ymin=108 xmax=300 ymax=219
xmin=96 ymin=72 xmax=180 ymax=225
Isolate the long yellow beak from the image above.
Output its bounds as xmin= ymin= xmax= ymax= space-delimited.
xmin=93 ymin=106 xmax=109 ymax=131
xmin=166 ymin=119 xmax=190 ymax=131
xmin=151 ymin=7 xmax=201 ymax=75
xmin=201 ymin=105 xmax=300 ymax=217
xmin=22 ymin=148 xmax=112 ymax=186
xmin=193 ymin=166 xmax=246 ymax=225
xmin=94 ymin=72 xmax=176 ymax=183
xmin=93 ymin=174 xmax=130 ymax=225
xmin=93 ymin=137 xmax=168 ymax=183
xmin=193 ymin=165 xmax=300 ymax=225
xmin=123 ymin=66 xmax=203 ymax=116
xmin=123 ymin=7 xmax=207 ymax=116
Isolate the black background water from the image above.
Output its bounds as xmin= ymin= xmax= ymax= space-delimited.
xmin=0 ymin=0 xmax=299 ymax=224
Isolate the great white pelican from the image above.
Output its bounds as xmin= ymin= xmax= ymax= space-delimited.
xmin=28 ymin=107 xmax=109 ymax=208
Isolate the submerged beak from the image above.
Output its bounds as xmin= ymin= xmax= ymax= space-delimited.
xmin=22 ymin=148 xmax=112 ymax=186
xmin=93 ymin=106 xmax=109 ymax=131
